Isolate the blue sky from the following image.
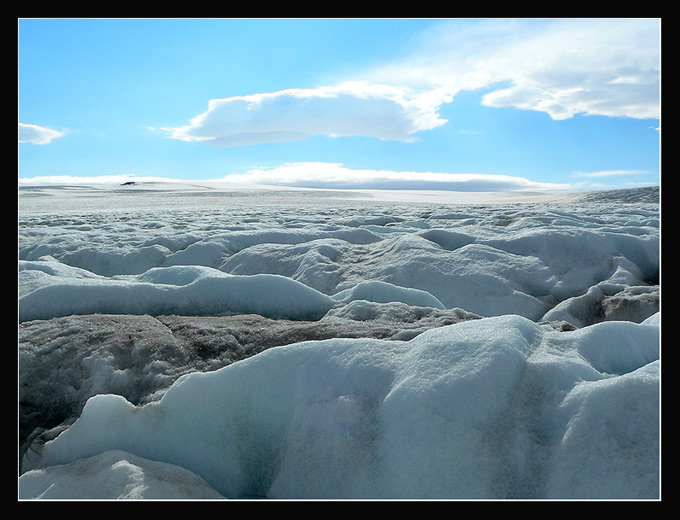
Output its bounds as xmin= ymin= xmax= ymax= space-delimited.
xmin=18 ymin=18 xmax=661 ymax=191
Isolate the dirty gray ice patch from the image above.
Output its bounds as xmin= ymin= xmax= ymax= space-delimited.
xmin=19 ymin=304 xmax=480 ymax=456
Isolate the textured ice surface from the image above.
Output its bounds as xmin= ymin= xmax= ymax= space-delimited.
xmin=19 ymin=306 xmax=479 ymax=450
xmin=21 ymin=314 xmax=659 ymax=499
xmin=18 ymin=184 xmax=660 ymax=499
xmin=19 ymin=185 xmax=659 ymax=322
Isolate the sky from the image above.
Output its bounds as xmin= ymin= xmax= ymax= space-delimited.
xmin=18 ymin=18 xmax=661 ymax=191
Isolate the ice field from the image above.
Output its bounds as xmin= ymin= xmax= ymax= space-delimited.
xmin=18 ymin=182 xmax=661 ymax=499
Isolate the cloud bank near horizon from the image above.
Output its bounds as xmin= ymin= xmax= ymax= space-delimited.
xmin=221 ymin=162 xmax=574 ymax=191
xmin=19 ymin=162 xmax=661 ymax=191
xmin=18 ymin=163 xmax=572 ymax=191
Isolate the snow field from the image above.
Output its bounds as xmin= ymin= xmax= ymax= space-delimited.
xmin=19 ymin=197 xmax=659 ymax=325
xmin=18 ymin=185 xmax=660 ymax=499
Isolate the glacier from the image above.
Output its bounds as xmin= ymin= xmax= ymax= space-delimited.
xmin=18 ymin=182 xmax=661 ymax=500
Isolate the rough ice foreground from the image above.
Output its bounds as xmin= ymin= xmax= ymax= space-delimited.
xmin=21 ymin=314 xmax=659 ymax=500
xmin=18 ymin=183 xmax=660 ymax=499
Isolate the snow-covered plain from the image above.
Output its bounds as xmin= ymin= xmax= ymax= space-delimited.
xmin=18 ymin=182 xmax=661 ymax=500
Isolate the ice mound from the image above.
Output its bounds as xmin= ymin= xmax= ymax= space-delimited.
xmin=331 ymin=280 xmax=446 ymax=309
xmin=21 ymin=315 xmax=659 ymax=499
xmin=19 ymin=449 xmax=225 ymax=499
xmin=19 ymin=187 xmax=659 ymax=322
xmin=19 ymin=259 xmax=335 ymax=322
xmin=19 ymin=257 xmax=455 ymax=323
xmin=19 ymin=306 xmax=479 ymax=451
xmin=218 ymin=238 xmax=349 ymax=294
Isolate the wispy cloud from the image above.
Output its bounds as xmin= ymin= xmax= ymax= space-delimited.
xmin=221 ymin=162 xmax=572 ymax=191
xmin=19 ymin=123 xmax=65 ymax=145
xmin=165 ymin=82 xmax=450 ymax=147
xmin=368 ymin=18 xmax=660 ymax=121
xmin=571 ymin=169 xmax=655 ymax=178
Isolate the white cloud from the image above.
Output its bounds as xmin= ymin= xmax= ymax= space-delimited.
xmin=368 ymin=18 xmax=660 ymax=121
xmin=17 ymin=164 xmax=572 ymax=191
xmin=19 ymin=123 xmax=65 ymax=145
xmin=165 ymin=19 xmax=659 ymax=149
xmin=221 ymin=162 xmax=572 ymax=191
xmin=165 ymin=82 xmax=450 ymax=147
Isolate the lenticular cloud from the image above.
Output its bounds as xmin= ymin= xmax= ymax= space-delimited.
xmin=166 ymin=82 xmax=450 ymax=146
